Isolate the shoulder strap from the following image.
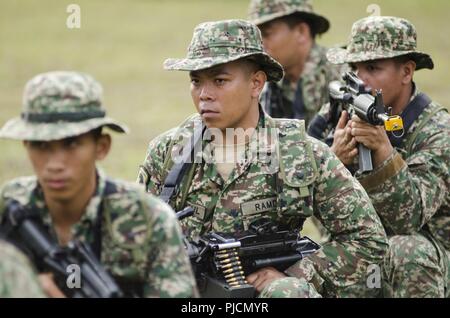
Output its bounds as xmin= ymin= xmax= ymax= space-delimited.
xmin=292 ymin=79 xmax=305 ymax=120
xmin=93 ymin=180 xmax=118 ymax=259
xmin=159 ymin=121 xmax=205 ymax=205
xmin=405 ymin=104 xmax=448 ymax=155
xmin=389 ymin=93 xmax=432 ymax=148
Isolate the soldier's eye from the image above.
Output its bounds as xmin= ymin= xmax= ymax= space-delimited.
xmin=29 ymin=141 xmax=48 ymax=150
xmin=215 ymin=78 xmax=226 ymax=86
xmin=63 ymin=137 xmax=80 ymax=148
xmin=367 ymin=65 xmax=378 ymax=72
xmin=190 ymin=78 xmax=200 ymax=86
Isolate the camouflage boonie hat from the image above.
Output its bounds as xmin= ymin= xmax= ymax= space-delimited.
xmin=327 ymin=16 xmax=434 ymax=70
xmin=163 ymin=19 xmax=284 ymax=82
xmin=248 ymin=0 xmax=330 ymax=34
xmin=0 ymin=71 xmax=128 ymax=141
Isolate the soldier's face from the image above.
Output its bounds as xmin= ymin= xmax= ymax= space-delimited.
xmin=259 ymin=20 xmax=303 ymax=70
xmin=189 ymin=60 xmax=265 ymax=131
xmin=353 ymin=59 xmax=414 ymax=112
xmin=24 ymin=132 xmax=111 ymax=203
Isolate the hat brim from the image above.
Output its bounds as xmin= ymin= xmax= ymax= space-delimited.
xmin=251 ymin=10 xmax=330 ymax=35
xmin=0 ymin=117 xmax=129 ymax=141
xmin=164 ymin=52 xmax=284 ymax=82
xmin=327 ymin=47 xmax=434 ymax=70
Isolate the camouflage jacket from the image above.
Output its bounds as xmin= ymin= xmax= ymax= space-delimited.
xmin=357 ymin=89 xmax=450 ymax=253
xmin=260 ymin=44 xmax=345 ymax=126
xmin=0 ymin=240 xmax=45 ymax=298
xmin=138 ymin=109 xmax=388 ymax=297
xmin=0 ymin=169 xmax=197 ymax=298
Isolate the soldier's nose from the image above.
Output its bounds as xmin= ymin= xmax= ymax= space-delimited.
xmin=199 ymin=86 xmax=213 ymax=101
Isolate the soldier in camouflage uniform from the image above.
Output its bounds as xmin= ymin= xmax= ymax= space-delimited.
xmin=0 ymin=239 xmax=45 ymax=298
xmin=137 ymin=19 xmax=388 ymax=297
xmin=0 ymin=71 xmax=197 ymax=298
xmin=322 ymin=16 xmax=449 ymax=297
xmin=248 ymin=0 xmax=346 ymax=125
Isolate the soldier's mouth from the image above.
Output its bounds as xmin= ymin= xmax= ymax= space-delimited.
xmin=45 ymin=179 xmax=69 ymax=190
xmin=200 ymin=109 xmax=220 ymax=118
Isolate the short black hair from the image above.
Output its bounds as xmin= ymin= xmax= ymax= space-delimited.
xmin=242 ymin=58 xmax=263 ymax=74
xmin=90 ymin=127 xmax=103 ymax=140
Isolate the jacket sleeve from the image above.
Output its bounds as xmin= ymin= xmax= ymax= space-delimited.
xmin=285 ymin=138 xmax=388 ymax=297
xmin=137 ymin=131 xmax=174 ymax=196
xmin=357 ymin=128 xmax=450 ymax=235
xmin=142 ymin=195 xmax=198 ymax=298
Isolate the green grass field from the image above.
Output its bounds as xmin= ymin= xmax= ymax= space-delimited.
xmin=1 ymin=0 xmax=449 ymax=240
xmin=1 ymin=0 xmax=449 ymax=185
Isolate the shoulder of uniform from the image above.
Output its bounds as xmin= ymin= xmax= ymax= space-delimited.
xmin=101 ymin=178 xmax=173 ymax=247
xmin=400 ymin=99 xmax=450 ymax=155
xmin=411 ymin=101 xmax=450 ymax=137
xmin=307 ymin=134 xmax=333 ymax=156
xmin=0 ymin=176 xmax=37 ymax=206
xmin=0 ymin=240 xmax=29 ymax=264
xmin=272 ymin=117 xmax=304 ymax=129
xmin=147 ymin=113 xmax=202 ymax=153
xmin=425 ymin=101 xmax=450 ymax=125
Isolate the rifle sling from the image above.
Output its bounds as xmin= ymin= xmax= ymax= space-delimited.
xmin=92 ymin=179 xmax=118 ymax=259
xmin=159 ymin=122 xmax=205 ymax=204
xmin=388 ymin=92 xmax=432 ymax=148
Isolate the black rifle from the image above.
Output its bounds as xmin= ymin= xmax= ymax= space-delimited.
xmin=177 ymin=209 xmax=320 ymax=298
xmin=310 ymin=71 xmax=404 ymax=173
xmin=1 ymin=200 xmax=123 ymax=298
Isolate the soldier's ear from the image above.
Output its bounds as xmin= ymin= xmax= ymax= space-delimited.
xmin=94 ymin=134 xmax=111 ymax=161
xmin=402 ymin=60 xmax=416 ymax=84
xmin=250 ymin=70 xmax=266 ymax=98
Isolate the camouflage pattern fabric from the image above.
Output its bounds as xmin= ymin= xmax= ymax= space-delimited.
xmin=0 ymin=169 xmax=198 ymax=298
xmin=0 ymin=240 xmax=45 ymax=298
xmin=326 ymin=16 xmax=434 ymax=70
xmin=248 ymin=0 xmax=329 ymax=34
xmin=163 ymin=19 xmax=284 ymax=82
xmin=259 ymin=277 xmax=322 ymax=298
xmin=138 ymin=109 xmax=388 ymax=297
xmin=357 ymin=88 xmax=450 ymax=297
xmin=260 ymin=44 xmax=346 ymax=126
xmin=0 ymin=71 xmax=128 ymax=141
xmin=383 ymin=235 xmax=448 ymax=298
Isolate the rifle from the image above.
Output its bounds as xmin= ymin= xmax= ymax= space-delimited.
xmin=309 ymin=71 xmax=404 ymax=173
xmin=177 ymin=208 xmax=320 ymax=298
xmin=1 ymin=200 xmax=123 ymax=298
xmin=330 ymin=72 xmax=404 ymax=172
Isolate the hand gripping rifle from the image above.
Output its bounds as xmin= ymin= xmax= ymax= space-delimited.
xmin=177 ymin=207 xmax=320 ymax=298
xmin=1 ymin=200 xmax=123 ymax=298
xmin=328 ymin=71 xmax=404 ymax=173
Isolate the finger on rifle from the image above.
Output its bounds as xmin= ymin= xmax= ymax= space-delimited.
xmin=337 ymin=110 xmax=349 ymax=129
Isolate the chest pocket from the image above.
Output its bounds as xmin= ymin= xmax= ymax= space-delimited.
xmin=273 ymin=118 xmax=318 ymax=228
